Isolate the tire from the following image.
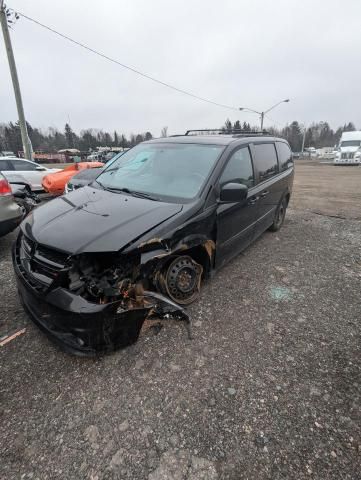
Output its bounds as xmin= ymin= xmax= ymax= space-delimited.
xmin=158 ymin=255 xmax=203 ymax=305
xmin=269 ymin=196 xmax=287 ymax=232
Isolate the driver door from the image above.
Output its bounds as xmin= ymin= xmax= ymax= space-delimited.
xmin=216 ymin=146 xmax=258 ymax=268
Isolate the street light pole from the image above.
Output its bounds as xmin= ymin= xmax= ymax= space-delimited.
xmin=0 ymin=1 xmax=33 ymax=159
xmin=239 ymin=99 xmax=290 ymax=131
xmin=260 ymin=112 xmax=265 ymax=131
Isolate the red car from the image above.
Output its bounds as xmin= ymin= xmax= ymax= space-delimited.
xmin=42 ymin=162 xmax=104 ymax=195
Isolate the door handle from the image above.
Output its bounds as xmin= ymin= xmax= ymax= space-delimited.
xmin=248 ymin=196 xmax=259 ymax=205
xmin=260 ymin=190 xmax=269 ymax=198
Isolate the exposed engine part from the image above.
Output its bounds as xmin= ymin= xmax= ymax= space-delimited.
xmin=158 ymin=255 xmax=203 ymax=305
xmin=68 ymin=253 xmax=140 ymax=304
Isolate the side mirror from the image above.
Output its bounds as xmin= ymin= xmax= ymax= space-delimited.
xmin=219 ymin=182 xmax=248 ymax=203
xmin=36 ymin=165 xmax=46 ymax=171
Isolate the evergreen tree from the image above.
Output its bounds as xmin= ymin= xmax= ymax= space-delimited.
xmin=135 ymin=134 xmax=144 ymax=144
xmin=343 ymin=122 xmax=356 ymax=132
xmin=64 ymin=123 xmax=75 ymax=148
xmin=145 ymin=131 xmax=153 ymax=141
xmin=224 ymin=119 xmax=232 ymax=132
xmin=113 ymin=131 xmax=119 ymax=147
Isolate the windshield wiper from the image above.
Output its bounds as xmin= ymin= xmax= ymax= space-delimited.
xmin=101 ymin=186 xmax=160 ymax=201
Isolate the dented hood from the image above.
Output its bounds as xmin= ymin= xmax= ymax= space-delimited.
xmin=21 ymin=186 xmax=183 ymax=254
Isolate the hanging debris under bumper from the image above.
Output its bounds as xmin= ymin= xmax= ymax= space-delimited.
xmin=14 ymin=274 xmax=190 ymax=356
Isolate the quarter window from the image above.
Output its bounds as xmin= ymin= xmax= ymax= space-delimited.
xmin=277 ymin=142 xmax=293 ymax=171
xmin=11 ymin=160 xmax=38 ymax=171
xmin=254 ymin=143 xmax=278 ymax=181
xmin=0 ymin=159 xmax=11 ymax=171
xmin=219 ymin=147 xmax=254 ymax=188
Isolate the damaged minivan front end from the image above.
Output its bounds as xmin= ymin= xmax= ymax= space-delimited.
xmin=13 ymin=228 xmax=208 ymax=354
xmin=12 ymin=185 xmax=215 ymax=355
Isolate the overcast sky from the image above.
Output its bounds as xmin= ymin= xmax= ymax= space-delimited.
xmin=1 ymin=0 xmax=361 ymax=136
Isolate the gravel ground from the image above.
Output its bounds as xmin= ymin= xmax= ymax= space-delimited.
xmin=0 ymin=164 xmax=360 ymax=479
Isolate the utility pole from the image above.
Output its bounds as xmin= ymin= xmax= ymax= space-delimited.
xmin=301 ymin=125 xmax=307 ymax=153
xmin=0 ymin=1 xmax=33 ymax=159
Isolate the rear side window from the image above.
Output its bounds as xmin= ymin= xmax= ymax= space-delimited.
xmin=11 ymin=160 xmax=37 ymax=171
xmin=0 ymin=159 xmax=11 ymax=171
xmin=277 ymin=142 xmax=293 ymax=171
xmin=219 ymin=147 xmax=254 ymax=188
xmin=254 ymin=143 xmax=278 ymax=181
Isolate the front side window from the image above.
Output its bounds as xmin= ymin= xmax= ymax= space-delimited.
xmin=12 ymin=160 xmax=38 ymax=171
xmin=254 ymin=143 xmax=278 ymax=181
xmin=219 ymin=147 xmax=254 ymax=188
xmin=276 ymin=142 xmax=293 ymax=171
xmin=96 ymin=143 xmax=224 ymax=202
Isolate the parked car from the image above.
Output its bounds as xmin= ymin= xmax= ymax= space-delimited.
xmin=0 ymin=157 xmax=61 ymax=192
xmin=42 ymin=162 xmax=104 ymax=195
xmin=4 ymin=172 xmax=41 ymax=216
xmin=13 ymin=131 xmax=294 ymax=355
xmin=65 ymin=166 xmax=103 ymax=193
xmin=0 ymin=173 xmax=23 ymax=237
xmin=65 ymin=152 xmax=124 ymax=193
xmin=0 ymin=150 xmax=16 ymax=157
xmin=87 ymin=152 xmax=104 ymax=162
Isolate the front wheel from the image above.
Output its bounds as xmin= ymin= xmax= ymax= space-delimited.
xmin=269 ymin=197 xmax=287 ymax=232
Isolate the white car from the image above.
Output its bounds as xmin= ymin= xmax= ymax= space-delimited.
xmin=0 ymin=157 xmax=61 ymax=192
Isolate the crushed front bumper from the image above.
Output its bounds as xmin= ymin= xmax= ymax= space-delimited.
xmin=13 ymin=241 xmax=189 ymax=356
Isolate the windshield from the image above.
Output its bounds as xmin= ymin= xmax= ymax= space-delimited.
xmin=340 ymin=140 xmax=361 ymax=147
xmin=96 ymin=143 xmax=224 ymax=201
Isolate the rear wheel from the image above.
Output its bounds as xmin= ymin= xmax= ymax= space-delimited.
xmin=269 ymin=197 xmax=287 ymax=232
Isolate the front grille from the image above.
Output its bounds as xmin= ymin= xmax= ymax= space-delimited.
xmin=341 ymin=152 xmax=354 ymax=159
xmin=35 ymin=245 xmax=68 ymax=268
xmin=18 ymin=234 xmax=70 ymax=290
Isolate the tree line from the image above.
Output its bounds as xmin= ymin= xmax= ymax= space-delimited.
xmin=222 ymin=119 xmax=357 ymax=151
xmin=0 ymin=119 xmax=358 ymax=154
xmin=0 ymin=122 xmax=154 ymax=154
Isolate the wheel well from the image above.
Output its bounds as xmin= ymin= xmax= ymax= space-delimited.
xmin=183 ymin=245 xmax=212 ymax=278
xmin=156 ymin=244 xmax=212 ymax=280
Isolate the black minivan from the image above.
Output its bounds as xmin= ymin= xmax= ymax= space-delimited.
xmin=13 ymin=130 xmax=294 ymax=355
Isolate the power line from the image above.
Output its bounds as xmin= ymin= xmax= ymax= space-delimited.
xmin=264 ymin=113 xmax=283 ymax=127
xmin=12 ymin=9 xmax=240 ymax=112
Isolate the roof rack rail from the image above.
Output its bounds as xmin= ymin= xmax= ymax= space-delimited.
xmin=185 ymin=129 xmax=270 ymax=136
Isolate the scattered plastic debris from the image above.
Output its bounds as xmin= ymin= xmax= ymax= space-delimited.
xmin=270 ymin=286 xmax=292 ymax=301
xmin=0 ymin=328 xmax=26 ymax=347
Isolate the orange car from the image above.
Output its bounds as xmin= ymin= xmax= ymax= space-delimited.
xmin=42 ymin=162 xmax=104 ymax=195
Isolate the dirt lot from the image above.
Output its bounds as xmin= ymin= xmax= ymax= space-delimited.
xmin=292 ymin=159 xmax=361 ymax=219
xmin=0 ymin=161 xmax=360 ymax=480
